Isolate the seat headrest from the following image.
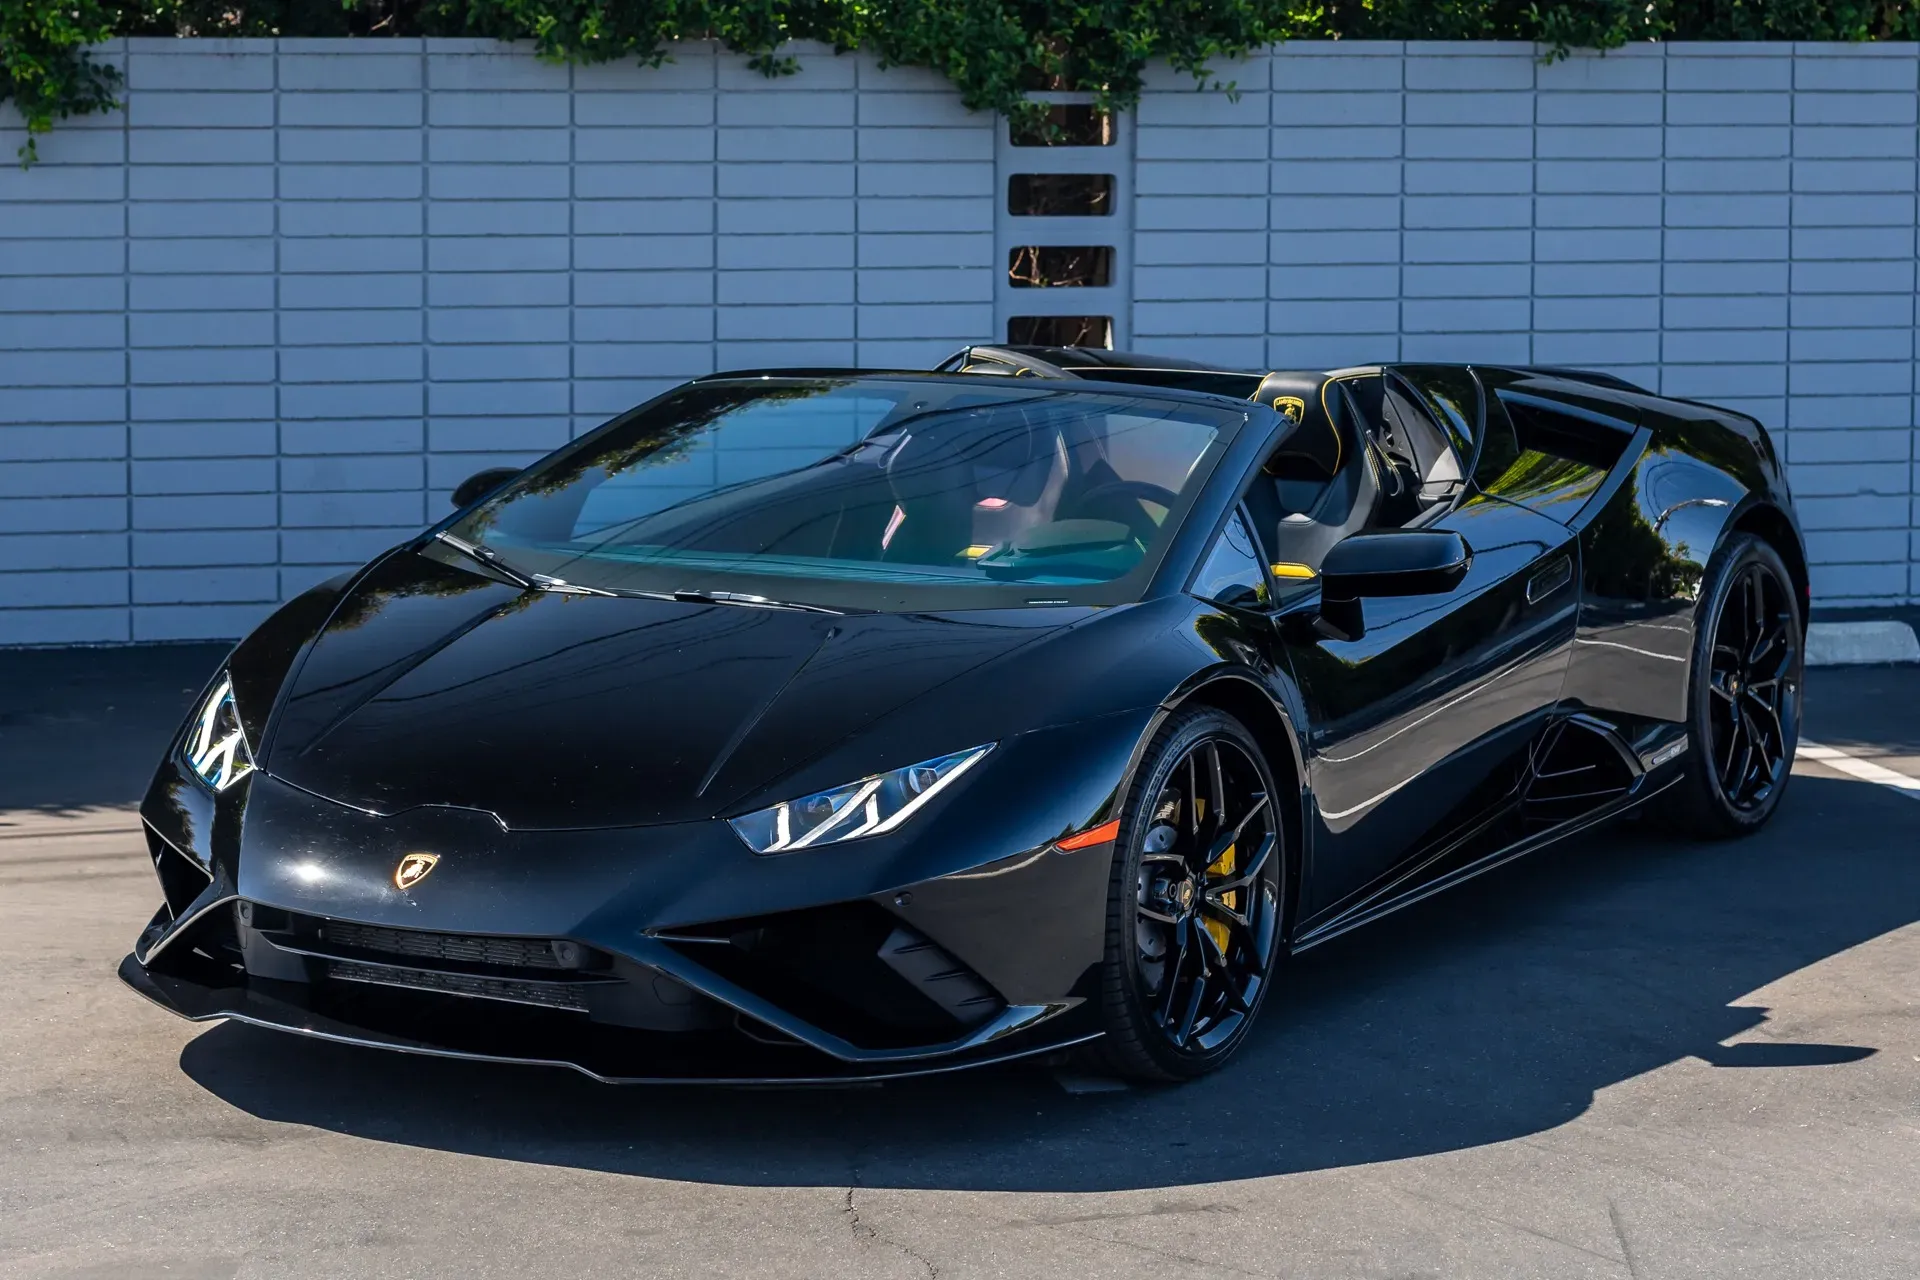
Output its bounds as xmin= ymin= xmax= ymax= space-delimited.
xmin=935 ymin=346 xmax=1077 ymax=380
xmin=1252 ymin=373 xmax=1343 ymax=477
xmin=885 ymin=410 xmax=1060 ymax=506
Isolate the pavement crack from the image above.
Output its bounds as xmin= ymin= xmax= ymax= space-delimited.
xmin=1015 ymin=1200 xmax=1240 ymax=1228
xmin=1063 ymin=1229 xmax=1272 ymax=1278
xmin=843 ymin=1182 xmax=938 ymax=1279
xmin=1391 ymin=1184 xmax=1630 ymax=1272
xmin=1609 ymin=1200 xmax=1643 ymax=1280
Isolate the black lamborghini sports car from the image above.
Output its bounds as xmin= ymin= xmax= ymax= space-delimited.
xmin=122 ymin=345 xmax=1809 ymax=1083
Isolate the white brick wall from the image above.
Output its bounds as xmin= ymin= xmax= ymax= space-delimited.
xmin=1 ymin=38 xmax=1915 ymax=642
xmin=1133 ymin=40 xmax=1919 ymax=608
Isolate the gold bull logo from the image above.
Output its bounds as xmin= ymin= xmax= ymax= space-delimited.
xmin=394 ymin=852 xmax=440 ymax=891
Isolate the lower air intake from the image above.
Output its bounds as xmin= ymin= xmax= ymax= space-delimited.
xmin=319 ymin=920 xmax=573 ymax=971
xmin=661 ymin=902 xmax=1007 ymax=1048
xmin=324 ymin=959 xmax=588 ymax=1013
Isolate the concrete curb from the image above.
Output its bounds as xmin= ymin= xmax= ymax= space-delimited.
xmin=1805 ymin=621 xmax=1920 ymax=667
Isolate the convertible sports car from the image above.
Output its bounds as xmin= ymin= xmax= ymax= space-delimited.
xmin=122 ymin=345 xmax=1808 ymax=1083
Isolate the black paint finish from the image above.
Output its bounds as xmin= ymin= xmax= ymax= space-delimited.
xmin=123 ymin=359 xmax=1807 ymax=1083
xmin=1286 ymin=492 xmax=1580 ymax=918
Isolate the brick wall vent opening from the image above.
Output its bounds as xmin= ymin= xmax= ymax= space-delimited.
xmin=1008 ymin=174 xmax=1114 ymax=217
xmin=1009 ymin=105 xmax=1114 ymax=147
xmin=1007 ymin=316 xmax=1114 ymax=348
xmin=1008 ymin=246 xmax=1114 ymax=289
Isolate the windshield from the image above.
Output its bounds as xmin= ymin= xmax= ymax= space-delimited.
xmin=441 ymin=377 xmax=1242 ymax=612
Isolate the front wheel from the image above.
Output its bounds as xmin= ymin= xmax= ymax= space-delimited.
xmin=1660 ymin=532 xmax=1803 ymax=837
xmin=1086 ymin=707 xmax=1285 ymax=1082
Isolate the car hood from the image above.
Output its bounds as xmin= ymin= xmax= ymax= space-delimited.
xmin=258 ymin=551 xmax=1079 ymax=830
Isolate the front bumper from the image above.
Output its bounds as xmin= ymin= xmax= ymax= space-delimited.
xmin=124 ymin=712 xmax=1147 ymax=1083
xmin=117 ymin=949 xmax=1096 ymax=1086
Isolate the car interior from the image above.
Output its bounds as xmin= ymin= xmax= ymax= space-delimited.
xmin=940 ymin=347 xmax=1478 ymax=585
xmin=875 ymin=399 xmax=1206 ymax=580
xmin=523 ymin=379 xmax=1229 ymax=592
xmin=1244 ymin=370 xmax=1472 ymax=576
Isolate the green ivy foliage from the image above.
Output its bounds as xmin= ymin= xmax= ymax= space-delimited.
xmin=2 ymin=0 xmax=120 ymax=161
xmin=6 ymin=1 xmax=1919 ymax=164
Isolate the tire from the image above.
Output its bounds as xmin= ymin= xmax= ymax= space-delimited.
xmin=1658 ymin=532 xmax=1804 ymax=838
xmin=1084 ymin=706 xmax=1285 ymax=1082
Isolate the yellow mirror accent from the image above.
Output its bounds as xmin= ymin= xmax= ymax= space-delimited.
xmin=1270 ymin=562 xmax=1316 ymax=579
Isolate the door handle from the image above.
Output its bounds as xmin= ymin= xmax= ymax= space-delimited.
xmin=1526 ymin=555 xmax=1573 ymax=605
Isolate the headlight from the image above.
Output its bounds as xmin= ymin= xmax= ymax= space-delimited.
xmin=184 ymin=675 xmax=254 ymax=792
xmin=730 ymin=744 xmax=993 ymax=854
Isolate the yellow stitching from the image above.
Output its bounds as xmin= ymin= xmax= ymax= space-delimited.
xmin=1319 ymin=380 xmax=1345 ymax=473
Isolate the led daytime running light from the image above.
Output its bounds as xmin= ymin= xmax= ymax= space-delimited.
xmin=186 ymin=676 xmax=255 ymax=792
xmin=732 ymin=744 xmax=993 ymax=854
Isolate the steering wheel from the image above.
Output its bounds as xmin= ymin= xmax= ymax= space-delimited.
xmin=1069 ymin=480 xmax=1180 ymax=545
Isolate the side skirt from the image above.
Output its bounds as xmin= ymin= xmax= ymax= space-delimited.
xmin=1290 ymin=744 xmax=1679 ymax=955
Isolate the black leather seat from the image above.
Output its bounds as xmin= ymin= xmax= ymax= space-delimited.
xmin=1243 ymin=375 xmax=1382 ymax=576
xmin=879 ymin=408 xmax=1066 ymax=564
xmin=1336 ymin=371 xmax=1465 ymax=523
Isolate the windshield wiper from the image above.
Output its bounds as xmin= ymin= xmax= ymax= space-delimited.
xmin=433 ymin=531 xmax=537 ymax=590
xmin=434 ymin=535 xmax=843 ymax=611
xmin=671 ymin=589 xmax=844 ymax=616
xmin=528 ymin=575 xmax=624 ymax=596
xmin=434 ymin=533 xmax=685 ymax=600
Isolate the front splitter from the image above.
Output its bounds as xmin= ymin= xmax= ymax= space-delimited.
xmin=118 ymin=954 xmax=1098 ymax=1086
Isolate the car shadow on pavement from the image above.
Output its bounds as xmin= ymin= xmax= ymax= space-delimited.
xmin=179 ymin=769 xmax=1915 ymax=1193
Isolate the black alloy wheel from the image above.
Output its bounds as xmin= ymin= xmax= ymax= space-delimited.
xmin=1708 ymin=559 xmax=1799 ymax=811
xmin=1664 ymin=533 xmax=1803 ymax=837
xmin=1089 ymin=707 xmax=1284 ymax=1081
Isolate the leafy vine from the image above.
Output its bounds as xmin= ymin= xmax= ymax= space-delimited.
xmin=5 ymin=1 xmax=1917 ymax=165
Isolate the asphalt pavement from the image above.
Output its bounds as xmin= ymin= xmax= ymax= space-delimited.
xmin=2 ymin=644 xmax=1916 ymax=1279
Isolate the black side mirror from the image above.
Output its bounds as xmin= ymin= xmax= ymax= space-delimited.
xmin=450 ymin=466 xmax=520 ymax=509
xmin=1314 ymin=530 xmax=1471 ymax=641
xmin=1322 ymin=530 xmax=1471 ymax=600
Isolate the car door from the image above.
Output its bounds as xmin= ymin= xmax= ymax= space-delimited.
xmin=1278 ymin=370 xmax=1582 ymax=921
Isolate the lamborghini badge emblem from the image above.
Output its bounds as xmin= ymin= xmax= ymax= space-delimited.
xmin=394 ymin=852 xmax=440 ymax=891
xmin=1270 ymin=395 xmax=1306 ymax=425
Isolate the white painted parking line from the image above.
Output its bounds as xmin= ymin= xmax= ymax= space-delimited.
xmin=1799 ymin=741 xmax=1920 ymax=800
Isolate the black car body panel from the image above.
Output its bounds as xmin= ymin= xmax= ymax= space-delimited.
xmin=1282 ymin=491 xmax=1580 ymax=920
xmin=125 ymin=351 xmax=1806 ymax=1083
xmin=261 ymin=554 xmax=1083 ymax=830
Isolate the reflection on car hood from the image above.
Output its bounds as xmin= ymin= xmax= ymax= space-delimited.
xmin=260 ymin=552 xmax=1072 ymax=829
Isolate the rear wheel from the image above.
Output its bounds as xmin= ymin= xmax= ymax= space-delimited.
xmin=1660 ymin=533 xmax=1803 ymax=837
xmin=1087 ymin=707 xmax=1284 ymax=1082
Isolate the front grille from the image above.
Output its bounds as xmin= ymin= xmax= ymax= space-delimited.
xmin=319 ymin=920 xmax=566 ymax=971
xmin=325 ymin=959 xmax=588 ymax=1012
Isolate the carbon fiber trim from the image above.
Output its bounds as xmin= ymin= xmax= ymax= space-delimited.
xmin=117 ymin=954 xmax=1102 ymax=1085
xmin=324 ymin=959 xmax=589 ymax=1013
xmin=319 ymin=920 xmax=568 ymax=971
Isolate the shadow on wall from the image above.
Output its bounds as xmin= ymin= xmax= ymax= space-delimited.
xmin=180 ymin=771 xmax=1910 ymax=1193
xmin=0 ymin=644 xmax=229 ymax=813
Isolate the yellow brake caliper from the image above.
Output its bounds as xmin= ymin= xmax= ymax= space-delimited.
xmin=1203 ymin=841 xmax=1235 ymax=955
